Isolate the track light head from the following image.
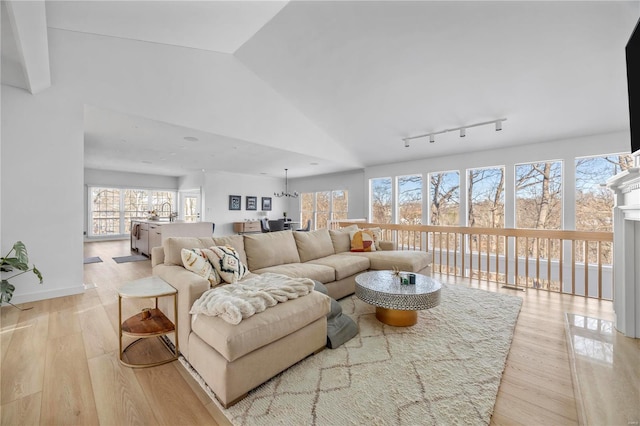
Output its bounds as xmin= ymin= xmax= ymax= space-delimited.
xmin=403 ymin=139 xmax=410 ymax=148
xmin=429 ymin=135 xmax=435 ymax=143
xmin=460 ymin=128 xmax=466 ymax=138
xmin=495 ymin=121 xmax=502 ymax=131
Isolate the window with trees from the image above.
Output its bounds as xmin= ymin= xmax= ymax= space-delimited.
xmin=316 ymin=191 xmax=330 ymax=229
xmin=398 ymin=175 xmax=422 ymax=225
xmin=467 ymin=167 xmax=505 ymax=228
xmin=370 ymin=177 xmax=392 ymax=223
xmin=429 ymin=171 xmax=460 ymax=225
xmin=575 ymin=154 xmax=633 ymax=232
xmin=515 ymin=161 xmax=562 ymax=229
xmin=89 ymin=187 xmax=177 ymax=237
xmin=299 ymin=190 xmax=349 ymax=230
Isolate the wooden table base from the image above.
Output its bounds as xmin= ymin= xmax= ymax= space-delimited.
xmin=375 ymin=307 xmax=418 ymax=326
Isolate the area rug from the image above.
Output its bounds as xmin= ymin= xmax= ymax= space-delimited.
xmin=83 ymin=256 xmax=102 ymax=264
xmin=185 ymin=283 xmax=522 ymax=425
xmin=112 ymin=255 xmax=148 ymax=264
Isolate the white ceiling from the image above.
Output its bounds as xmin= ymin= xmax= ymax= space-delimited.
xmin=3 ymin=1 xmax=639 ymax=178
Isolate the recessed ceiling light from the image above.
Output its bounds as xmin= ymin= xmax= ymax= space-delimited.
xmin=184 ymin=136 xmax=199 ymax=142
xmin=170 ymin=152 xmax=176 ymax=155
xmin=260 ymin=172 xmax=268 ymax=175
xmin=141 ymin=160 xmax=153 ymax=164
xmin=310 ymin=162 xmax=319 ymax=165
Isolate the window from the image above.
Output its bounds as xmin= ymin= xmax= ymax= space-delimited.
xmin=316 ymin=191 xmax=330 ymax=229
xmin=332 ymin=190 xmax=348 ymax=221
xmin=370 ymin=177 xmax=392 ymax=223
xmin=575 ymin=154 xmax=633 ymax=232
xmin=300 ymin=193 xmax=314 ymax=230
xmin=398 ymin=175 xmax=422 ymax=225
xmin=429 ymin=171 xmax=460 ymax=225
xmin=467 ymin=167 xmax=504 ymax=228
xmin=88 ymin=187 xmax=177 ymax=237
xmin=515 ymin=161 xmax=562 ymax=229
xmin=299 ymin=190 xmax=349 ymax=230
xmin=91 ymin=187 xmax=121 ymax=235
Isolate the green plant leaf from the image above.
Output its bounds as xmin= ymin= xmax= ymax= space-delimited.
xmin=33 ymin=266 xmax=43 ymax=283
xmin=0 ymin=258 xmax=29 ymax=271
xmin=1 ymin=279 xmax=15 ymax=303
xmin=12 ymin=241 xmax=28 ymax=264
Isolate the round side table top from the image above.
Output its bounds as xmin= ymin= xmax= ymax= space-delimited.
xmin=355 ymin=270 xmax=442 ymax=311
xmin=118 ymin=276 xmax=176 ymax=298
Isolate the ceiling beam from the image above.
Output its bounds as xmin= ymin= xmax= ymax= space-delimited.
xmin=4 ymin=0 xmax=50 ymax=94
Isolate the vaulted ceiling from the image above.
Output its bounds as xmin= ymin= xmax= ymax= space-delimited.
xmin=2 ymin=1 xmax=639 ymax=178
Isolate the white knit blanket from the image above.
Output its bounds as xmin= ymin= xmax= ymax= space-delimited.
xmin=189 ymin=273 xmax=315 ymax=325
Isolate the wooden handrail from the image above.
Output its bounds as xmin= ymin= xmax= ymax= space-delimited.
xmin=331 ymin=221 xmax=613 ymax=300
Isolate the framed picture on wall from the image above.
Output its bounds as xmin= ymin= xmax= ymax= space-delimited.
xmin=246 ymin=196 xmax=257 ymax=211
xmin=229 ymin=195 xmax=241 ymax=211
xmin=261 ymin=197 xmax=272 ymax=211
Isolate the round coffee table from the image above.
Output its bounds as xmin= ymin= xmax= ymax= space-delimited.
xmin=355 ymin=270 xmax=442 ymax=326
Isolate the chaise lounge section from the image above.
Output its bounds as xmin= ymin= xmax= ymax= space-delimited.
xmin=151 ymin=227 xmax=431 ymax=407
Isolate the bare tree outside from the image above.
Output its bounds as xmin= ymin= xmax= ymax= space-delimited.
xmin=316 ymin=191 xmax=330 ymax=229
xmin=515 ymin=161 xmax=562 ymax=230
xmin=468 ymin=167 xmax=504 ymax=228
xmin=332 ymin=190 xmax=349 ymax=221
xmin=429 ymin=171 xmax=460 ymax=225
xmin=300 ymin=192 xmax=314 ymax=229
xmin=371 ymin=177 xmax=392 ymax=223
xmin=398 ymin=175 xmax=422 ymax=225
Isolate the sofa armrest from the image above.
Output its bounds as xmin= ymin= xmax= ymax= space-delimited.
xmin=154 ymin=263 xmax=210 ymax=359
xmin=151 ymin=246 xmax=165 ymax=267
xmin=379 ymin=240 xmax=397 ymax=251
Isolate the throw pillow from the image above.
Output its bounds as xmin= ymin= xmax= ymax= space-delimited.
xmin=205 ymin=246 xmax=249 ymax=283
xmin=365 ymin=227 xmax=383 ymax=250
xmin=349 ymin=229 xmax=377 ymax=252
xmin=181 ymin=248 xmax=222 ymax=286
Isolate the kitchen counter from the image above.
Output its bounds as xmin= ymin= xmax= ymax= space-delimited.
xmin=131 ymin=221 xmax=214 ymax=258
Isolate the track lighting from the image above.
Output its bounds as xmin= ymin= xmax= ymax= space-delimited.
xmin=401 ymin=118 xmax=506 ymax=147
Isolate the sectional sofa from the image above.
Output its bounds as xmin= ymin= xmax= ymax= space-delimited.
xmin=151 ymin=227 xmax=431 ymax=407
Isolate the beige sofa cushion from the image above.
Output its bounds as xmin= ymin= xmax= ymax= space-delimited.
xmin=293 ymin=229 xmax=335 ymax=262
xmin=329 ymin=225 xmax=359 ymax=253
xmin=307 ymin=254 xmax=370 ymax=280
xmin=191 ymin=290 xmax=330 ymax=362
xmin=163 ymin=237 xmax=216 ymax=266
xmin=252 ymin=263 xmax=336 ymax=283
xmin=244 ymin=231 xmax=300 ymax=270
xmin=212 ymin=234 xmax=248 ymax=266
xmin=346 ymin=250 xmax=431 ymax=272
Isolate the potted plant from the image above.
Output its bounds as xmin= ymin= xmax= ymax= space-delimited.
xmin=1 ymin=241 xmax=43 ymax=309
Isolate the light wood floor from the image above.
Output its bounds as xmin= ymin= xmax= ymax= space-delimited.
xmin=1 ymin=240 xmax=617 ymax=425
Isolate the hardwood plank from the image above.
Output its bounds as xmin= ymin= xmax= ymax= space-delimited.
xmin=87 ymin=352 xmax=158 ymax=425
xmin=78 ymin=302 xmax=119 ymax=360
xmin=134 ymin=362 xmax=217 ymax=426
xmin=0 ymin=307 xmax=49 ymax=404
xmin=0 ymin=391 xmax=42 ymax=426
xmin=40 ymin=333 xmax=99 ymax=425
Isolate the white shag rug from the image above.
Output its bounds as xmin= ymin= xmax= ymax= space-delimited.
xmin=182 ymin=283 xmax=523 ymax=426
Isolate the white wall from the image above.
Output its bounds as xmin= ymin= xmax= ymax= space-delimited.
xmin=2 ymin=84 xmax=85 ymax=303
xmin=203 ymin=171 xmax=286 ymax=236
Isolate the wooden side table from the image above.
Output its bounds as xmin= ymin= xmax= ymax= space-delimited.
xmin=118 ymin=276 xmax=179 ymax=368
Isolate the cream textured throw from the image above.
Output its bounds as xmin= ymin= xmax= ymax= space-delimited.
xmin=189 ymin=273 xmax=315 ymax=324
